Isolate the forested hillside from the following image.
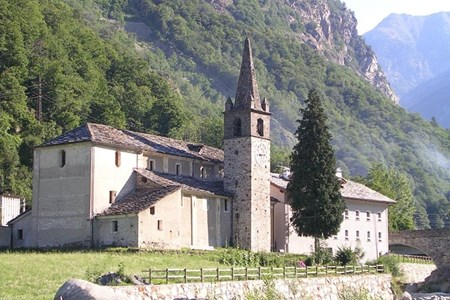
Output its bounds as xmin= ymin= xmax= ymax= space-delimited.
xmin=1 ymin=0 xmax=450 ymax=229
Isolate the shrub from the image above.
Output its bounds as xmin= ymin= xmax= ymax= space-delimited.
xmin=376 ymin=255 xmax=402 ymax=277
xmin=335 ymin=245 xmax=365 ymax=265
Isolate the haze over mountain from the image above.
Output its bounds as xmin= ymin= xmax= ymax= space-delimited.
xmin=364 ymin=12 xmax=450 ymax=127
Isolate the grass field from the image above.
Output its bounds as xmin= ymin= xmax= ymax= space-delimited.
xmin=0 ymin=248 xmax=229 ymax=300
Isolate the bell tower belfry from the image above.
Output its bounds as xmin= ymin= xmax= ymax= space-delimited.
xmin=223 ymin=38 xmax=271 ymax=252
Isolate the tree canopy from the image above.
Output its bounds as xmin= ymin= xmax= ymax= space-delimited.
xmin=287 ymin=89 xmax=345 ymax=246
xmin=363 ymin=164 xmax=417 ymax=231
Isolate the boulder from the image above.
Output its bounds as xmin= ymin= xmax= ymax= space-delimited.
xmin=54 ymin=279 xmax=134 ymax=300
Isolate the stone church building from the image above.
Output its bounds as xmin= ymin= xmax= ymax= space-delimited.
xmin=5 ymin=38 xmax=394 ymax=260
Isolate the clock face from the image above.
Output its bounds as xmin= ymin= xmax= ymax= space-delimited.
xmin=254 ymin=143 xmax=268 ymax=166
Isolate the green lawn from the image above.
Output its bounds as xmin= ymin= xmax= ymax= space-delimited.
xmin=0 ymin=249 xmax=228 ymax=300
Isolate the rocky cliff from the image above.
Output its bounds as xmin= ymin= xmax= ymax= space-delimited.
xmin=207 ymin=0 xmax=398 ymax=103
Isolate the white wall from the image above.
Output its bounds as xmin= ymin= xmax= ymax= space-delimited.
xmin=31 ymin=143 xmax=92 ymax=247
xmin=271 ymin=182 xmax=390 ymax=261
xmin=91 ymin=147 xmax=140 ymax=214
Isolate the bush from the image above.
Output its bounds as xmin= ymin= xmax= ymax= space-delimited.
xmin=375 ymin=255 xmax=402 ymax=277
xmin=335 ymin=246 xmax=355 ymax=265
xmin=335 ymin=245 xmax=365 ymax=265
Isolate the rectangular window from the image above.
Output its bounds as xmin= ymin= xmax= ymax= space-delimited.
xmin=115 ymin=151 xmax=121 ymax=167
xmin=378 ymin=232 xmax=382 ymax=241
xmin=366 ymin=211 xmax=371 ymax=221
xmin=355 ymin=211 xmax=360 ymax=220
xmin=148 ymin=160 xmax=155 ymax=171
xmin=378 ymin=212 xmax=382 ymax=221
xmin=157 ymin=220 xmax=163 ymax=231
xmin=367 ymin=231 xmax=371 ymax=242
xmin=176 ymin=164 xmax=181 ymax=175
xmin=224 ymin=199 xmax=229 ymax=212
xmin=150 ymin=206 xmax=155 ymax=215
xmin=356 ymin=230 xmax=360 ymax=238
xmin=112 ymin=220 xmax=118 ymax=232
xmin=109 ymin=191 xmax=117 ymax=204
xmin=17 ymin=229 xmax=23 ymax=240
xmin=344 ymin=209 xmax=349 ymax=219
xmin=345 ymin=230 xmax=348 ymax=240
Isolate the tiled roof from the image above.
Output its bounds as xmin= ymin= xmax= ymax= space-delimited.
xmin=98 ymin=186 xmax=180 ymax=216
xmin=136 ymin=169 xmax=230 ymax=197
xmin=40 ymin=123 xmax=224 ymax=163
xmin=270 ymin=174 xmax=395 ymax=204
xmin=98 ymin=169 xmax=230 ymax=216
xmin=341 ymin=180 xmax=396 ymax=204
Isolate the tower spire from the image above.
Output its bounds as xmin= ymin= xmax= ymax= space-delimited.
xmin=234 ymin=37 xmax=262 ymax=110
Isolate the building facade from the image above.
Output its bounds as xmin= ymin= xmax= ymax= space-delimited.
xmin=6 ymin=38 xmax=394 ymax=261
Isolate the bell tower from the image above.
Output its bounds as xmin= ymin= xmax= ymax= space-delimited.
xmin=224 ymin=38 xmax=271 ymax=252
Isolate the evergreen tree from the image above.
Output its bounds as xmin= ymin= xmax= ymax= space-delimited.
xmin=287 ymin=89 xmax=345 ymax=252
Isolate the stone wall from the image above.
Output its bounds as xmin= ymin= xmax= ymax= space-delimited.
xmin=399 ymin=263 xmax=436 ymax=283
xmin=55 ymin=274 xmax=394 ymax=300
xmin=147 ymin=274 xmax=393 ymax=300
xmin=390 ymin=229 xmax=450 ymax=270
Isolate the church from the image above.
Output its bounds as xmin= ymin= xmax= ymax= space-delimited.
xmin=5 ymin=38 xmax=394 ymax=261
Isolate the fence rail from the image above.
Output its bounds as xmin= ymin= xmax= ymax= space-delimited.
xmin=393 ymin=254 xmax=433 ymax=264
xmin=143 ymin=264 xmax=385 ymax=285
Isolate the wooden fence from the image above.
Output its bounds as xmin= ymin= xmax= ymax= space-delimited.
xmin=393 ymin=254 xmax=434 ymax=264
xmin=143 ymin=264 xmax=385 ymax=285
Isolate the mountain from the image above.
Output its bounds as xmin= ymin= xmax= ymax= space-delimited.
xmin=364 ymin=12 xmax=450 ymax=127
xmin=1 ymin=0 xmax=450 ymax=229
xmin=402 ymin=70 xmax=450 ymax=128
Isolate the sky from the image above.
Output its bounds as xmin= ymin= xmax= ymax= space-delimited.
xmin=343 ymin=0 xmax=450 ymax=34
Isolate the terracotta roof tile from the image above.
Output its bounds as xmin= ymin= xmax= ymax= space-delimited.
xmin=40 ymin=123 xmax=224 ymax=163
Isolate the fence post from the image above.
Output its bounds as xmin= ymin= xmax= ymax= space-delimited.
xmin=166 ymin=268 xmax=169 ymax=284
xmin=283 ymin=266 xmax=286 ymax=278
xmin=231 ymin=267 xmax=234 ymax=281
xmin=149 ymin=269 xmax=152 ymax=284
xmin=294 ymin=265 xmax=297 ymax=278
xmin=326 ymin=265 xmax=328 ymax=276
xmin=184 ymin=268 xmax=187 ymax=283
xmin=217 ymin=268 xmax=219 ymax=282
xmin=200 ymin=268 xmax=204 ymax=282
xmin=353 ymin=265 xmax=355 ymax=274
xmin=258 ymin=267 xmax=261 ymax=280
xmin=245 ymin=267 xmax=248 ymax=281
xmin=315 ymin=265 xmax=318 ymax=277
xmin=306 ymin=266 xmax=308 ymax=278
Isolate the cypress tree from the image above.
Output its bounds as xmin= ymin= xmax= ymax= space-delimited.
xmin=287 ymin=89 xmax=345 ymax=252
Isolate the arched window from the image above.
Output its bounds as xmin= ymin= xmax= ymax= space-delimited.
xmin=257 ymin=118 xmax=264 ymax=136
xmin=233 ymin=118 xmax=242 ymax=136
xmin=60 ymin=150 xmax=66 ymax=168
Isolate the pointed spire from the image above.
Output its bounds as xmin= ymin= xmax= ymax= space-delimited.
xmin=234 ymin=37 xmax=262 ymax=110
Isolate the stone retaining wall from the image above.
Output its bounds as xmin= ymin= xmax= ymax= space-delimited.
xmin=147 ymin=274 xmax=393 ymax=300
xmin=400 ymin=263 xmax=436 ymax=283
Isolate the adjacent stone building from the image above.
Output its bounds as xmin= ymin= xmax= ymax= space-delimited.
xmin=6 ymin=38 xmax=394 ymax=260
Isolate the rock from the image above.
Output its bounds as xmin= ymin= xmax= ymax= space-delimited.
xmin=402 ymin=291 xmax=413 ymax=300
xmin=54 ymin=279 xmax=127 ymax=300
xmin=128 ymin=274 xmax=148 ymax=286
xmin=406 ymin=284 xmax=420 ymax=294
xmin=98 ymin=272 xmax=122 ymax=286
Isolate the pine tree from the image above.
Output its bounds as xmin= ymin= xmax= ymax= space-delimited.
xmin=287 ymin=89 xmax=345 ymax=252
